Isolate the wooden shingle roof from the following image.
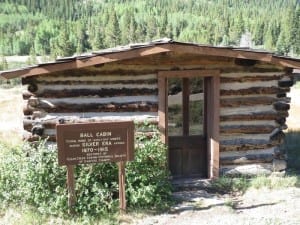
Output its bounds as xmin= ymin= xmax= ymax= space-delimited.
xmin=1 ymin=38 xmax=300 ymax=79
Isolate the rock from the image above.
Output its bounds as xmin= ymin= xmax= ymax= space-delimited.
xmin=273 ymin=159 xmax=287 ymax=171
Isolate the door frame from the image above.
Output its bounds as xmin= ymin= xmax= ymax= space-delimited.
xmin=158 ymin=70 xmax=220 ymax=178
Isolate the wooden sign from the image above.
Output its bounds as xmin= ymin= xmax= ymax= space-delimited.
xmin=56 ymin=121 xmax=134 ymax=166
xmin=56 ymin=121 xmax=134 ymax=214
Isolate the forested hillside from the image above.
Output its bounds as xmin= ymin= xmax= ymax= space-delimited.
xmin=0 ymin=0 xmax=299 ymax=60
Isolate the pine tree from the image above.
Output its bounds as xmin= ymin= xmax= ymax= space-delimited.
xmin=104 ymin=9 xmax=121 ymax=47
xmin=0 ymin=55 xmax=8 ymax=70
xmin=253 ymin=21 xmax=265 ymax=46
xmin=146 ymin=17 xmax=157 ymax=41
xmin=75 ymin=21 xmax=90 ymax=54
xmin=276 ymin=30 xmax=289 ymax=55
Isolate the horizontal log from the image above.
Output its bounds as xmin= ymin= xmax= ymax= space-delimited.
xmin=23 ymin=78 xmax=157 ymax=86
xmin=220 ymin=163 xmax=273 ymax=176
xmin=21 ymin=69 xmax=158 ymax=81
xmin=31 ymin=111 xmax=158 ymax=119
xmin=220 ymin=111 xmax=288 ymax=122
xmin=221 ymin=75 xmax=283 ymax=83
xmin=220 ymin=147 xmax=276 ymax=158
xmin=221 ymin=80 xmax=278 ymax=90
xmin=220 ymin=96 xmax=276 ymax=108
xmin=220 ymin=153 xmax=274 ymax=165
xmin=32 ymin=88 xmax=158 ymax=98
xmin=220 ymin=87 xmax=290 ymax=96
xmin=273 ymin=101 xmax=290 ymax=111
xmin=220 ymin=125 xmax=276 ymax=134
xmin=23 ymin=117 xmax=158 ymax=131
xmin=220 ymin=139 xmax=283 ymax=152
xmin=24 ymin=101 xmax=158 ymax=113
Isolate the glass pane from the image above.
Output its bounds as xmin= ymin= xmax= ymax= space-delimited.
xmin=189 ymin=77 xmax=204 ymax=135
xmin=168 ymin=78 xmax=182 ymax=136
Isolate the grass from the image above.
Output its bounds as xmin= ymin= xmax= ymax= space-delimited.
xmin=0 ymin=85 xmax=23 ymax=145
xmin=210 ymin=174 xmax=300 ymax=195
xmin=0 ymin=207 xmax=119 ymax=225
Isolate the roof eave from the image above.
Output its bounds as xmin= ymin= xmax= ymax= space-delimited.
xmin=1 ymin=42 xmax=300 ymax=79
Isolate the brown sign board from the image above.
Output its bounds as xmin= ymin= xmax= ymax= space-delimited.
xmin=56 ymin=121 xmax=134 ymax=166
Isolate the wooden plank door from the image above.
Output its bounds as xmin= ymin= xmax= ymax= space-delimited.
xmin=167 ymin=76 xmax=207 ymax=178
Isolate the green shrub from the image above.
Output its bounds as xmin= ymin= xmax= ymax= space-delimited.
xmin=0 ymin=125 xmax=172 ymax=217
xmin=126 ymin=130 xmax=172 ymax=209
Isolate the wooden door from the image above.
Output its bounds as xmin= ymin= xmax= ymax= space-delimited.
xmin=168 ymin=77 xmax=207 ymax=178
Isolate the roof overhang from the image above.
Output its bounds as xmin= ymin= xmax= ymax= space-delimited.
xmin=1 ymin=39 xmax=300 ymax=79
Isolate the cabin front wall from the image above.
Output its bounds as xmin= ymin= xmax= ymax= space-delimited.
xmin=22 ymin=52 xmax=293 ymax=176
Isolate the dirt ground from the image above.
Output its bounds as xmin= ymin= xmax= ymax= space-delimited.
xmin=125 ymin=187 xmax=300 ymax=225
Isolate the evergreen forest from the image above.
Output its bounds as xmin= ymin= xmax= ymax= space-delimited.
xmin=0 ymin=0 xmax=299 ymax=60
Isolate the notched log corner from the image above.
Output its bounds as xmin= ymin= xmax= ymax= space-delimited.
xmin=27 ymin=83 xmax=38 ymax=92
xmin=31 ymin=123 xmax=45 ymax=136
xmin=273 ymin=101 xmax=290 ymax=111
xmin=278 ymin=80 xmax=294 ymax=88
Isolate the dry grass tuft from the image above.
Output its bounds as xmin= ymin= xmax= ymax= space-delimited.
xmin=0 ymin=86 xmax=23 ymax=145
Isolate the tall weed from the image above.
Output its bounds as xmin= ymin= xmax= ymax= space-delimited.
xmin=0 ymin=125 xmax=172 ymax=217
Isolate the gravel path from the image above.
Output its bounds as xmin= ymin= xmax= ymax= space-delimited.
xmin=127 ymin=187 xmax=300 ymax=225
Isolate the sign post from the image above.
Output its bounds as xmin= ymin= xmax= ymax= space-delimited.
xmin=118 ymin=161 xmax=126 ymax=213
xmin=66 ymin=165 xmax=76 ymax=213
xmin=56 ymin=121 xmax=134 ymax=213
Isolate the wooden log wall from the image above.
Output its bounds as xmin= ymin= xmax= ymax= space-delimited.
xmin=21 ymin=52 xmax=293 ymax=175
xmin=22 ymin=71 xmax=160 ymax=142
xmin=219 ymin=72 xmax=292 ymax=175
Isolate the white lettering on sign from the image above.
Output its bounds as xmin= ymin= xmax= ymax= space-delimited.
xmin=96 ymin=132 xmax=112 ymax=137
xmin=82 ymin=142 xmax=100 ymax=147
xmin=102 ymin=141 xmax=112 ymax=146
xmin=80 ymin=132 xmax=93 ymax=138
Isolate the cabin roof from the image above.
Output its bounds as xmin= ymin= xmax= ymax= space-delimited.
xmin=1 ymin=38 xmax=300 ymax=79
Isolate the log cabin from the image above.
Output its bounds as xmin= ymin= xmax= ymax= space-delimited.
xmin=1 ymin=39 xmax=300 ymax=178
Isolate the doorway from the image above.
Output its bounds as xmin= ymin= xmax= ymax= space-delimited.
xmin=168 ymin=76 xmax=206 ymax=178
xmin=158 ymin=70 xmax=220 ymax=179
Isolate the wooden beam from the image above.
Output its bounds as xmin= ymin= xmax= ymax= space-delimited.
xmin=182 ymin=78 xmax=189 ymax=136
xmin=1 ymin=45 xmax=172 ymax=79
xmin=169 ymin=44 xmax=274 ymax=63
xmin=205 ymin=75 xmax=220 ymax=178
xmin=158 ymin=70 xmax=220 ymax=78
xmin=158 ymin=77 xmax=167 ymax=144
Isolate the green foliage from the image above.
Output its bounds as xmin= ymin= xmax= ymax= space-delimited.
xmin=0 ymin=125 xmax=172 ymax=217
xmin=126 ymin=129 xmax=172 ymax=209
xmin=0 ymin=0 xmax=299 ymax=57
